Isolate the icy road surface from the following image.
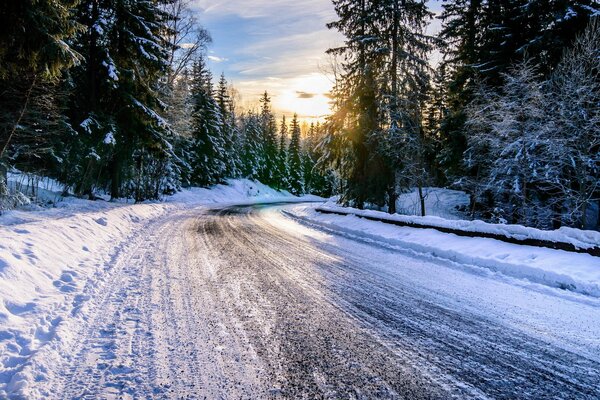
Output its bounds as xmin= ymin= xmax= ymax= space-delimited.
xmin=45 ymin=204 xmax=600 ymax=399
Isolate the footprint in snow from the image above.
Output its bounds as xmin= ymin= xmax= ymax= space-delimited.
xmin=94 ymin=217 xmax=108 ymax=226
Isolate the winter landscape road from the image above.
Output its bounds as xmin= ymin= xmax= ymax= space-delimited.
xmin=36 ymin=203 xmax=600 ymax=399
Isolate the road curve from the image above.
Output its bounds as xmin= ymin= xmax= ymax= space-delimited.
xmin=52 ymin=203 xmax=600 ymax=399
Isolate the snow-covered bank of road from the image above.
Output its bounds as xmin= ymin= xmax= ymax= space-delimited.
xmin=0 ymin=180 xmax=318 ymax=398
xmin=285 ymin=204 xmax=600 ymax=298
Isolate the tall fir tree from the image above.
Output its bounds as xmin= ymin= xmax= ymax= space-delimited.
xmin=326 ymin=0 xmax=433 ymax=211
xmin=274 ymin=116 xmax=290 ymax=191
xmin=216 ymin=73 xmax=241 ymax=178
xmin=0 ymin=0 xmax=82 ymax=203
xmin=241 ymin=111 xmax=264 ymax=180
xmin=288 ymin=114 xmax=304 ymax=195
xmin=258 ymin=91 xmax=278 ymax=186
xmin=190 ymin=57 xmax=226 ymax=187
xmin=64 ymin=0 xmax=177 ymax=200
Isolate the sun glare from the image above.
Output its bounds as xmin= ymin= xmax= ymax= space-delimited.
xmin=276 ymin=73 xmax=333 ymax=122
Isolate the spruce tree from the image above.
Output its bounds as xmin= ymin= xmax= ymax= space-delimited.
xmin=258 ymin=92 xmax=278 ymax=186
xmin=0 ymin=0 xmax=82 ymax=203
xmin=190 ymin=58 xmax=226 ymax=187
xmin=241 ymin=111 xmax=264 ymax=180
xmin=288 ymin=114 xmax=304 ymax=195
xmin=326 ymin=0 xmax=433 ymax=210
xmin=274 ymin=116 xmax=290 ymax=190
xmin=216 ymin=73 xmax=241 ymax=178
xmin=63 ymin=0 xmax=176 ymax=200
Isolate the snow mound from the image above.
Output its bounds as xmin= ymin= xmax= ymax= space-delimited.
xmin=168 ymin=178 xmax=322 ymax=205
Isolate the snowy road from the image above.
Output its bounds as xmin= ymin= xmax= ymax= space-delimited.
xmin=42 ymin=203 xmax=600 ymax=399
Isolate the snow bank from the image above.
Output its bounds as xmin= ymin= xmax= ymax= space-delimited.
xmin=285 ymin=205 xmax=600 ymax=298
xmin=318 ymin=202 xmax=600 ymax=251
xmin=0 ymin=201 xmax=172 ymax=396
xmin=0 ymin=178 xmax=319 ymax=397
xmin=168 ymin=178 xmax=322 ymax=205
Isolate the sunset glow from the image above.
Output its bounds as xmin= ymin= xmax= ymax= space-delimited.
xmin=276 ymin=73 xmax=334 ymax=122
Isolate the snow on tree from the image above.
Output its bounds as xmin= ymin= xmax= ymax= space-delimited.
xmin=547 ymin=19 xmax=600 ymax=228
xmin=241 ymin=111 xmax=264 ymax=180
xmin=466 ymin=61 xmax=553 ymax=227
xmin=190 ymin=57 xmax=226 ymax=187
xmin=287 ymin=114 xmax=305 ymax=195
xmin=258 ymin=92 xmax=279 ymax=186
xmin=274 ymin=116 xmax=291 ymax=191
xmin=465 ymin=19 xmax=600 ymax=229
xmin=0 ymin=0 xmax=82 ymax=207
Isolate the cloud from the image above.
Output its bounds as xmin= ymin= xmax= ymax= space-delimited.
xmin=296 ymin=91 xmax=316 ymax=99
xmin=207 ymin=55 xmax=228 ymax=63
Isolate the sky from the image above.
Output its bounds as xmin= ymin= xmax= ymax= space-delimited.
xmin=191 ymin=0 xmax=443 ymax=123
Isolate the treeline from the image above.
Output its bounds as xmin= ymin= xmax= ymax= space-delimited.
xmin=322 ymin=0 xmax=600 ymax=229
xmin=0 ymin=0 xmax=332 ymax=208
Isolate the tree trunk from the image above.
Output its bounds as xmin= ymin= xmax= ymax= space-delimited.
xmin=387 ymin=186 xmax=398 ymax=214
xmin=0 ymin=162 xmax=8 ymax=198
xmin=110 ymin=152 xmax=121 ymax=200
xmin=418 ymin=185 xmax=426 ymax=217
xmin=580 ymin=200 xmax=587 ymax=229
xmin=597 ymin=200 xmax=600 ymax=231
xmin=551 ymin=198 xmax=562 ymax=230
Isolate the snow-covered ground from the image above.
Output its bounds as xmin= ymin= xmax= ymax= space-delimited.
xmin=285 ymin=204 xmax=600 ymax=298
xmin=2 ymin=176 xmax=600 ymax=398
xmin=0 ymin=178 xmax=318 ymax=397
xmin=395 ymin=187 xmax=470 ymax=219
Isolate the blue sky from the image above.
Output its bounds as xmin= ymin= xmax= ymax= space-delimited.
xmin=191 ymin=0 xmax=443 ymax=121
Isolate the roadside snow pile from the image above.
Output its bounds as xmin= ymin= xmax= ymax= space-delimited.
xmin=396 ymin=187 xmax=469 ymax=219
xmin=168 ymin=178 xmax=322 ymax=205
xmin=0 ymin=201 xmax=173 ymax=396
xmin=285 ymin=204 xmax=600 ymax=298
xmin=0 ymin=178 xmax=318 ymax=397
xmin=318 ymin=202 xmax=600 ymax=251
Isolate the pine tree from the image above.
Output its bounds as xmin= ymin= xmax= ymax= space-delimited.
xmin=0 ymin=0 xmax=82 ymax=204
xmin=274 ymin=116 xmax=290 ymax=190
xmin=216 ymin=73 xmax=241 ymax=178
xmin=241 ymin=111 xmax=264 ymax=180
xmin=258 ymin=91 xmax=278 ymax=186
xmin=326 ymin=0 xmax=433 ymax=211
xmin=301 ymin=123 xmax=317 ymax=193
xmin=288 ymin=114 xmax=304 ymax=195
xmin=437 ymin=0 xmax=599 ymax=181
xmin=63 ymin=0 xmax=176 ymax=200
xmin=326 ymin=0 xmax=389 ymax=208
xmin=190 ymin=57 xmax=226 ymax=187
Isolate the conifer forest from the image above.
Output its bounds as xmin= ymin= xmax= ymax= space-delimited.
xmin=1 ymin=1 xmax=599 ymax=229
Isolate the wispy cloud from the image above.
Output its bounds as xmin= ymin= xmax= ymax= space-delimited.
xmin=296 ymin=91 xmax=316 ymax=99
xmin=207 ymin=55 xmax=228 ymax=63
